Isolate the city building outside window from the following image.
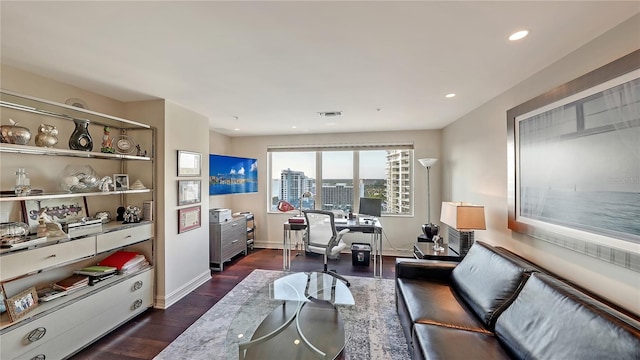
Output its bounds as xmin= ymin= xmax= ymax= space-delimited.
xmin=268 ymin=146 xmax=413 ymax=216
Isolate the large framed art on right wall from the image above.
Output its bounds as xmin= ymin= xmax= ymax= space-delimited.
xmin=507 ymin=50 xmax=640 ymax=271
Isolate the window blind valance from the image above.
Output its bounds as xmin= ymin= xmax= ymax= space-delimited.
xmin=267 ymin=142 xmax=413 ymax=152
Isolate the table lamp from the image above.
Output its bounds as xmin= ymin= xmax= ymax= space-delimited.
xmin=440 ymin=202 xmax=486 ymax=256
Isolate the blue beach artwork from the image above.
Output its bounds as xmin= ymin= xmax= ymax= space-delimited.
xmin=209 ymin=154 xmax=258 ymax=195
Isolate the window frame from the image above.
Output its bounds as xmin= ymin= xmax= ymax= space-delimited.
xmin=267 ymin=144 xmax=415 ymax=217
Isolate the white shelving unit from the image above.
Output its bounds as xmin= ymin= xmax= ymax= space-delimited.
xmin=0 ymin=89 xmax=156 ymax=359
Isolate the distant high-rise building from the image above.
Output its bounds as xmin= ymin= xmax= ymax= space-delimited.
xmin=386 ymin=150 xmax=411 ymax=214
xmin=322 ymin=183 xmax=354 ymax=211
xmin=280 ymin=169 xmax=305 ymax=204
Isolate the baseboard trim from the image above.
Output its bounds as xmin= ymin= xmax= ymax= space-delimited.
xmin=154 ymin=270 xmax=212 ymax=309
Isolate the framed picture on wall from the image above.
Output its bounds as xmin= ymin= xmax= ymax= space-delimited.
xmin=178 ymin=180 xmax=201 ymax=206
xmin=178 ymin=205 xmax=201 ymax=233
xmin=178 ymin=150 xmax=202 ymax=177
xmin=507 ymin=50 xmax=640 ymax=271
xmin=209 ymin=154 xmax=258 ymax=195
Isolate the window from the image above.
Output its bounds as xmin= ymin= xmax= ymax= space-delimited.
xmin=322 ymin=151 xmax=353 ymax=212
xmin=268 ymin=145 xmax=413 ymax=216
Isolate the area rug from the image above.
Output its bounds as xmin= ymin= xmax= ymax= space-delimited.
xmin=154 ymin=269 xmax=409 ymax=360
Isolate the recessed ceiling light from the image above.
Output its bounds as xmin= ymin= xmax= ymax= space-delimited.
xmin=233 ymin=128 xmax=240 ymax=131
xmin=318 ymin=111 xmax=342 ymax=117
xmin=509 ymin=30 xmax=529 ymax=41
xmin=291 ymin=125 xmax=297 ymax=129
xmin=445 ymin=93 xmax=456 ymax=98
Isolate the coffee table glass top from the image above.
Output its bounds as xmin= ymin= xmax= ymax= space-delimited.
xmin=271 ymin=271 xmax=355 ymax=305
xmin=226 ymin=272 xmax=354 ymax=359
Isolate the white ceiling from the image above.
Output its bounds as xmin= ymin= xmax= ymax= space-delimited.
xmin=1 ymin=1 xmax=638 ymax=136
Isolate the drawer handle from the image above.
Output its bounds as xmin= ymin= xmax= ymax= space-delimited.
xmin=30 ymin=355 xmax=45 ymax=360
xmin=125 ymin=235 xmax=132 ymax=238
xmin=27 ymin=327 xmax=46 ymax=342
xmin=46 ymin=254 xmax=56 ymax=259
xmin=132 ymin=299 xmax=143 ymax=310
xmin=232 ymin=239 xmax=239 ymax=243
xmin=132 ymin=280 xmax=143 ymax=291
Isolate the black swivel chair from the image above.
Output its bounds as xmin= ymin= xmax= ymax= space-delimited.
xmin=303 ymin=210 xmax=351 ymax=287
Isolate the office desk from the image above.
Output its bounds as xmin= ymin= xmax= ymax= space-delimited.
xmin=283 ymin=219 xmax=383 ymax=278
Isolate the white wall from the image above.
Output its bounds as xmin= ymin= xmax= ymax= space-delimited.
xmin=442 ymin=14 xmax=640 ymax=314
xmin=221 ymin=130 xmax=441 ymax=256
xmin=154 ymin=101 xmax=211 ymax=308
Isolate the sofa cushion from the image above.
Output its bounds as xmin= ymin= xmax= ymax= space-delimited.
xmin=495 ymin=272 xmax=640 ymax=360
xmin=451 ymin=241 xmax=534 ymax=329
xmin=412 ymin=323 xmax=512 ymax=360
xmin=396 ymin=278 xmax=489 ymax=333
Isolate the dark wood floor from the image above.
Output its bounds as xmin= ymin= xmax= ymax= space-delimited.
xmin=71 ymin=248 xmax=400 ymax=360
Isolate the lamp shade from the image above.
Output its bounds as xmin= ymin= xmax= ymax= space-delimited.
xmin=418 ymin=158 xmax=438 ymax=168
xmin=440 ymin=202 xmax=486 ymax=230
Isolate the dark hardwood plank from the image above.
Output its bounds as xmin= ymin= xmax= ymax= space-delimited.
xmin=70 ymin=248 xmax=399 ymax=359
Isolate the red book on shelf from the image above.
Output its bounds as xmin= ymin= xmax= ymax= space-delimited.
xmin=288 ymin=217 xmax=305 ymax=224
xmin=99 ymin=251 xmax=140 ymax=270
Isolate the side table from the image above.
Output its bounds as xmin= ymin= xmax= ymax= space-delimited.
xmin=413 ymin=242 xmax=462 ymax=261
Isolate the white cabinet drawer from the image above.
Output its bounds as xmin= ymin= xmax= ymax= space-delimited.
xmin=1 ymin=269 xmax=153 ymax=359
xmin=0 ymin=237 xmax=95 ymax=282
xmin=96 ymin=223 xmax=152 ymax=253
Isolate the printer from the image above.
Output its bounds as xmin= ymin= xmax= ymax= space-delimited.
xmin=209 ymin=208 xmax=232 ymax=223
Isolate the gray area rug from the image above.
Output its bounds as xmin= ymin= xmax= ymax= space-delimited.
xmin=155 ymin=269 xmax=409 ymax=360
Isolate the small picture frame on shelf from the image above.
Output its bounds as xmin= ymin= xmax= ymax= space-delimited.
xmin=178 ymin=180 xmax=201 ymax=206
xmin=113 ymin=174 xmax=129 ymax=191
xmin=22 ymin=196 xmax=89 ymax=233
xmin=5 ymin=287 xmax=38 ymax=322
xmin=0 ymin=287 xmax=6 ymax=314
xmin=178 ymin=205 xmax=201 ymax=233
xmin=178 ymin=150 xmax=202 ymax=177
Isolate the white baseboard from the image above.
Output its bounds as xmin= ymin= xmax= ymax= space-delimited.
xmin=154 ymin=270 xmax=212 ymax=309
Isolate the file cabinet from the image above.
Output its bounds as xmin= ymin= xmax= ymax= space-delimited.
xmin=210 ymin=216 xmax=247 ymax=271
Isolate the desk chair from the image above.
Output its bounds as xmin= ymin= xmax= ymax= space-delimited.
xmin=303 ymin=210 xmax=351 ymax=286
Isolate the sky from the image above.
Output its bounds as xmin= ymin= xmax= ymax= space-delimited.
xmin=271 ymin=150 xmax=388 ymax=180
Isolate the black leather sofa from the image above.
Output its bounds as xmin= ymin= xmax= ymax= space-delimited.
xmin=395 ymin=241 xmax=640 ymax=359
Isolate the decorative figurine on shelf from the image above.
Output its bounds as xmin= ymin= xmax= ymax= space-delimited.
xmin=116 ymin=206 xmax=126 ymax=221
xmin=37 ymin=210 xmax=66 ymax=238
xmin=1 ymin=119 xmax=32 ymax=145
xmin=135 ymin=144 xmax=147 ymax=157
xmin=35 ymin=124 xmax=59 ymax=147
xmin=123 ymin=206 xmax=141 ymax=224
xmin=69 ymin=119 xmax=93 ymax=151
xmin=100 ymin=126 xmax=115 ymax=153
xmin=98 ymin=176 xmax=113 ymax=192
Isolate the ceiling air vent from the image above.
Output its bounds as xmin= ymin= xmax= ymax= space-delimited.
xmin=318 ymin=111 xmax=342 ymax=117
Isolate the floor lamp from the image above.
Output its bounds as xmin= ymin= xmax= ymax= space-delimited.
xmin=418 ymin=158 xmax=439 ymax=244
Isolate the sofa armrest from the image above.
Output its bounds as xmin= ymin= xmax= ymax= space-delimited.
xmin=395 ymin=258 xmax=458 ymax=283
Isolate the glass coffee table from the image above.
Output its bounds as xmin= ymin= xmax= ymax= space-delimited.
xmin=226 ymin=272 xmax=355 ymax=360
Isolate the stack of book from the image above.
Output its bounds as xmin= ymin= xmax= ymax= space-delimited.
xmin=52 ymin=274 xmax=89 ymax=292
xmin=74 ymin=265 xmax=118 ymax=285
xmin=99 ymin=251 xmax=149 ymax=275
